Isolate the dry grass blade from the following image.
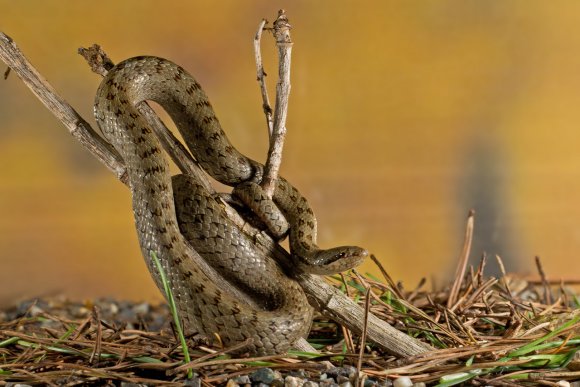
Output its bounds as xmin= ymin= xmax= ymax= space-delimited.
xmin=447 ymin=209 xmax=475 ymax=309
xmin=1 ymin=256 xmax=579 ymax=386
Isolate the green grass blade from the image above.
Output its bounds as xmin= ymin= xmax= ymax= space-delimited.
xmin=508 ymin=315 xmax=580 ymax=357
xmin=151 ymin=251 xmax=193 ymax=378
xmin=0 ymin=337 xmax=20 ymax=348
xmin=435 ymin=369 xmax=482 ymax=386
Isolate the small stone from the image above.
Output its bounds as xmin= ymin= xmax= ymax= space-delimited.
xmin=289 ymin=369 xmax=309 ymax=379
xmin=303 ymin=381 xmax=319 ymax=387
xmin=319 ymin=379 xmax=338 ymax=387
xmin=109 ymin=302 xmax=119 ymax=314
xmin=285 ymin=375 xmax=305 ymax=387
xmin=326 ymin=366 xmax=357 ymax=381
xmin=339 ymin=382 xmax=352 ymax=387
xmin=257 ymin=383 xmax=270 ymax=387
xmin=364 ymin=379 xmax=378 ymax=387
xmin=226 ymin=380 xmax=239 ymax=387
xmin=251 ymin=368 xmax=278 ymax=384
xmin=71 ymin=305 xmax=90 ymax=318
xmin=183 ymin=377 xmax=201 ymax=387
xmin=392 ymin=377 xmax=413 ymax=387
xmin=132 ymin=302 xmax=150 ymax=315
xmin=120 ymin=383 xmax=147 ymax=387
xmin=271 ymin=379 xmax=285 ymax=387
xmin=344 ymin=366 xmax=357 ymax=378
xmin=233 ymin=375 xmax=251 ymax=385
xmin=28 ymin=304 xmax=44 ymax=317
xmin=336 ymin=376 xmax=350 ymax=384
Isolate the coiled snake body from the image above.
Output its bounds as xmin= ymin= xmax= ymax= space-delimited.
xmin=94 ymin=56 xmax=367 ymax=354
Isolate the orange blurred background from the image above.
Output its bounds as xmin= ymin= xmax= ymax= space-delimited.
xmin=1 ymin=2 xmax=579 ymax=303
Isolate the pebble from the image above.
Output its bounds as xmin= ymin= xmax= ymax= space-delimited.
xmin=251 ymin=368 xmax=279 ymax=384
xmin=326 ymin=366 xmax=357 ymax=381
xmin=285 ymin=375 xmax=304 ymax=387
xmin=226 ymin=380 xmax=239 ymax=387
xmin=303 ymin=381 xmax=319 ymax=387
xmin=392 ymin=377 xmax=413 ymax=387
xmin=108 ymin=302 xmax=119 ymax=315
xmin=132 ymin=302 xmax=150 ymax=315
xmin=28 ymin=304 xmax=44 ymax=317
xmin=183 ymin=377 xmax=201 ymax=387
xmin=270 ymin=379 xmax=285 ymax=387
xmin=232 ymin=375 xmax=251 ymax=385
xmin=364 ymin=378 xmax=379 ymax=387
xmin=319 ymin=379 xmax=339 ymax=387
xmin=289 ymin=369 xmax=309 ymax=379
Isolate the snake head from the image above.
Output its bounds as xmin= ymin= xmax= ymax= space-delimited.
xmin=298 ymin=246 xmax=368 ymax=275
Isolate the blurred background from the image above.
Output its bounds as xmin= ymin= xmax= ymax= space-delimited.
xmin=1 ymin=2 xmax=579 ymax=303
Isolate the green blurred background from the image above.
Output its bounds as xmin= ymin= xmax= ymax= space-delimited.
xmin=1 ymin=1 xmax=579 ymax=303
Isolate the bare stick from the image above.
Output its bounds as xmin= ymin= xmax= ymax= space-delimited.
xmin=535 ymin=256 xmax=552 ymax=305
xmin=300 ymin=272 xmax=433 ymax=357
xmin=0 ymin=33 xmax=128 ymax=184
xmin=254 ymin=19 xmax=273 ymax=136
xmin=356 ymin=287 xmax=372 ymax=386
xmin=261 ymin=9 xmax=292 ymax=198
xmin=0 ymin=31 xmax=432 ymax=358
xmin=447 ymin=209 xmax=475 ymax=309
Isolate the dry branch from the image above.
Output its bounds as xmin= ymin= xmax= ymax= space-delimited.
xmin=0 ymin=34 xmax=127 ymax=184
xmin=260 ymin=10 xmax=292 ymax=198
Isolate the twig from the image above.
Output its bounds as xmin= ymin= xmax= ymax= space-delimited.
xmin=88 ymin=306 xmax=102 ymax=365
xmin=0 ymin=29 xmax=432 ymax=358
xmin=0 ymin=33 xmax=127 ymax=184
xmin=447 ymin=209 xmax=475 ymax=309
xmin=535 ymin=256 xmax=552 ymax=305
xmin=370 ymin=254 xmax=405 ymax=300
xmin=339 ymin=273 xmax=356 ymax=353
xmin=254 ymin=19 xmax=273 ymax=136
xmin=260 ymin=9 xmax=292 ymax=198
xmin=496 ymin=254 xmax=513 ymax=299
xmin=356 ymin=287 xmax=372 ymax=387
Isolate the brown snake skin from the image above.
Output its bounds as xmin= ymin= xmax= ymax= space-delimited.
xmin=94 ymin=56 xmax=368 ymax=354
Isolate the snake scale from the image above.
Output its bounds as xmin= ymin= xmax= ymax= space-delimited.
xmin=94 ymin=56 xmax=368 ymax=354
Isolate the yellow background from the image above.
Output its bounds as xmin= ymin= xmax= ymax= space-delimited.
xmin=1 ymin=2 xmax=579 ymax=303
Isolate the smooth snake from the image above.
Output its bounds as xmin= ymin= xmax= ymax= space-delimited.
xmin=94 ymin=56 xmax=368 ymax=354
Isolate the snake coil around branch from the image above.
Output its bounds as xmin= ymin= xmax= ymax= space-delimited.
xmin=94 ymin=56 xmax=367 ymax=355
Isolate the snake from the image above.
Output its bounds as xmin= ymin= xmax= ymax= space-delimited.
xmin=94 ymin=56 xmax=368 ymax=355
